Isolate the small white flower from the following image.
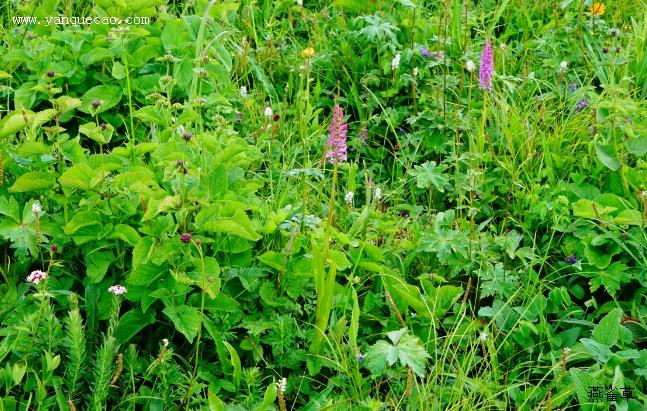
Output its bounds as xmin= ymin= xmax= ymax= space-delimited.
xmin=108 ymin=285 xmax=127 ymax=296
xmin=412 ymin=67 xmax=418 ymax=78
xmin=32 ymin=202 xmax=42 ymax=214
xmin=277 ymin=377 xmax=287 ymax=394
xmin=640 ymin=190 xmax=647 ymax=200
xmin=240 ymin=86 xmax=247 ymax=98
xmin=26 ymin=270 xmax=47 ymax=284
xmin=410 ymin=311 xmax=416 ymax=318
xmin=559 ymin=61 xmax=568 ymax=72
xmin=479 ymin=332 xmax=488 ymax=342
xmin=374 ymin=187 xmax=382 ymax=201
xmin=466 ymin=60 xmax=476 ymax=73
xmin=391 ymin=53 xmax=401 ymax=71
xmin=563 ymin=347 xmax=571 ymax=355
xmin=296 ymin=0 xmax=303 ymax=5
xmin=345 ymin=191 xmax=354 ymax=205
xmin=264 ymin=106 xmax=273 ymax=118
xmin=162 ymin=338 xmax=169 ymax=347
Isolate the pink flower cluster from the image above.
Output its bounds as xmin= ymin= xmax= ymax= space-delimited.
xmin=26 ymin=270 xmax=47 ymax=284
xmin=479 ymin=40 xmax=494 ymax=91
xmin=325 ymin=104 xmax=348 ymax=164
xmin=108 ymin=285 xmax=127 ymax=295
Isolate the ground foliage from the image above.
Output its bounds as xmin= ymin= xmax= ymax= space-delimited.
xmin=0 ymin=0 xmax=646 ymax=410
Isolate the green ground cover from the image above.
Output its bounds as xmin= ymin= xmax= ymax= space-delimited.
xmin=0 ymin=0 xmax=646 ymax=409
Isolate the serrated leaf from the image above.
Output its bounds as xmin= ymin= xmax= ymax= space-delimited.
xmin=364 ymin=329 xmax=429 ymax=377
xmin=592 ymin=307 xmax=622 ymax=346
xmin=0 ymin=196 xmax=21 ymax=223
xmin=162 ymin=305 xmax=202 ymax=343
xmin=410 ymin=161 xmax=450 ymax=192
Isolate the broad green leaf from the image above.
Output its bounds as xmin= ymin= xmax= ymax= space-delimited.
xmin=625 ymin=137 xmax=647 ymax=155
xmin=595 ymin=142 xmax=621 ymax=171
xmin=197 ymin=209 xmax=261 ymax=241
xmin=572 ymin=199 xmax=615 ymax=220
xmin=78 ymin=85 xmax=123 ymax=114
xmin=109 ymin=224 xmax=141 ymax=246
xmin=160 ymin=18 xmax=190 ymax=53
xmin=570 ymin=368 xmax=595 ymax=406
xmin=59 ymin=163 xmax=98 ymax=191
xmin=611 ymin=209 xmax=642 ymax=225
xmin=31 ymin=109 xmax=57 ymax=129
xmin=17 ymin=141 xmax=48 ymax=157
xmin=592 ymin=308 xmax=623 ymax=346
xmin=127 ymin=262 xmax=165 ymax=286
xmin=132 ymin=237 xmax=154 ymax=268
xmin=53 ymin=95 xmax=81 ymax=114
xmin=85 ymin=251 xmax=113 ymax=283
xmin=0 ymin=110 xmax=34 ymax=138
xmin=63 ymin=210 xmax=102 ymax=235
xmin=79 ymin=122 xmax=114 ymax=145
xmin=0 ymin=196 xmax=21 ymax=223
xmin=162 ymin=305 xmax=202 ymax=343
xmin=115 ymin=309 xmax=156 ymax=343
xmin=8 ymin=172 xmax=54 ymax=192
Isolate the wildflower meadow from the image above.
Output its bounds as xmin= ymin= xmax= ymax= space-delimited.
xmin=0 ymin=0 xmax=646 ymax=410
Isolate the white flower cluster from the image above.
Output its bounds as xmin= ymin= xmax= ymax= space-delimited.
xmin=559 ymin=61 xmax=568 ymax=73
xmin=277 ymin=377 xmax=287 ymax=394
xmin=108 ymin=285 xmax=128 ymax=295
xmin=391 ymin=53 xmax=401 ymax=71
xmin=345 ymin=191 xmax=354 ymax=205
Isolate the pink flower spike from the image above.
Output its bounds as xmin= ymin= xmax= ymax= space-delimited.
xmin=108 ymin=285 xmax=127 ymax=296
xmin=479 ymin=40 xmax=494 ymax=91
xmin=325 ymin=104 xmax=348 ymax=165
xmin=26 ymin=270 xmax=47 ymax=284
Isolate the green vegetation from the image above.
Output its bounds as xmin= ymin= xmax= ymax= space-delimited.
xmin=0 ymin=0 xmax=646 ymax=409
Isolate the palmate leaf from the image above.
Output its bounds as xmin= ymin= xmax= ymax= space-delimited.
xmin=410 ymin=161 xmax=451 ymax=192
xmin=364 ymin=328 xmax=430 ymax=377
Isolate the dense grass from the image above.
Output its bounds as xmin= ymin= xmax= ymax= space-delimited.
xmin=0 ymin=0 xmax=646 ymax=410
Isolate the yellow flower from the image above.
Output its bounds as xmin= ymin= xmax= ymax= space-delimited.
xmin=300 ymin=47 xmax=315 ymax=59
xmin=591 ymin=2 xmax=605 ymax=16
